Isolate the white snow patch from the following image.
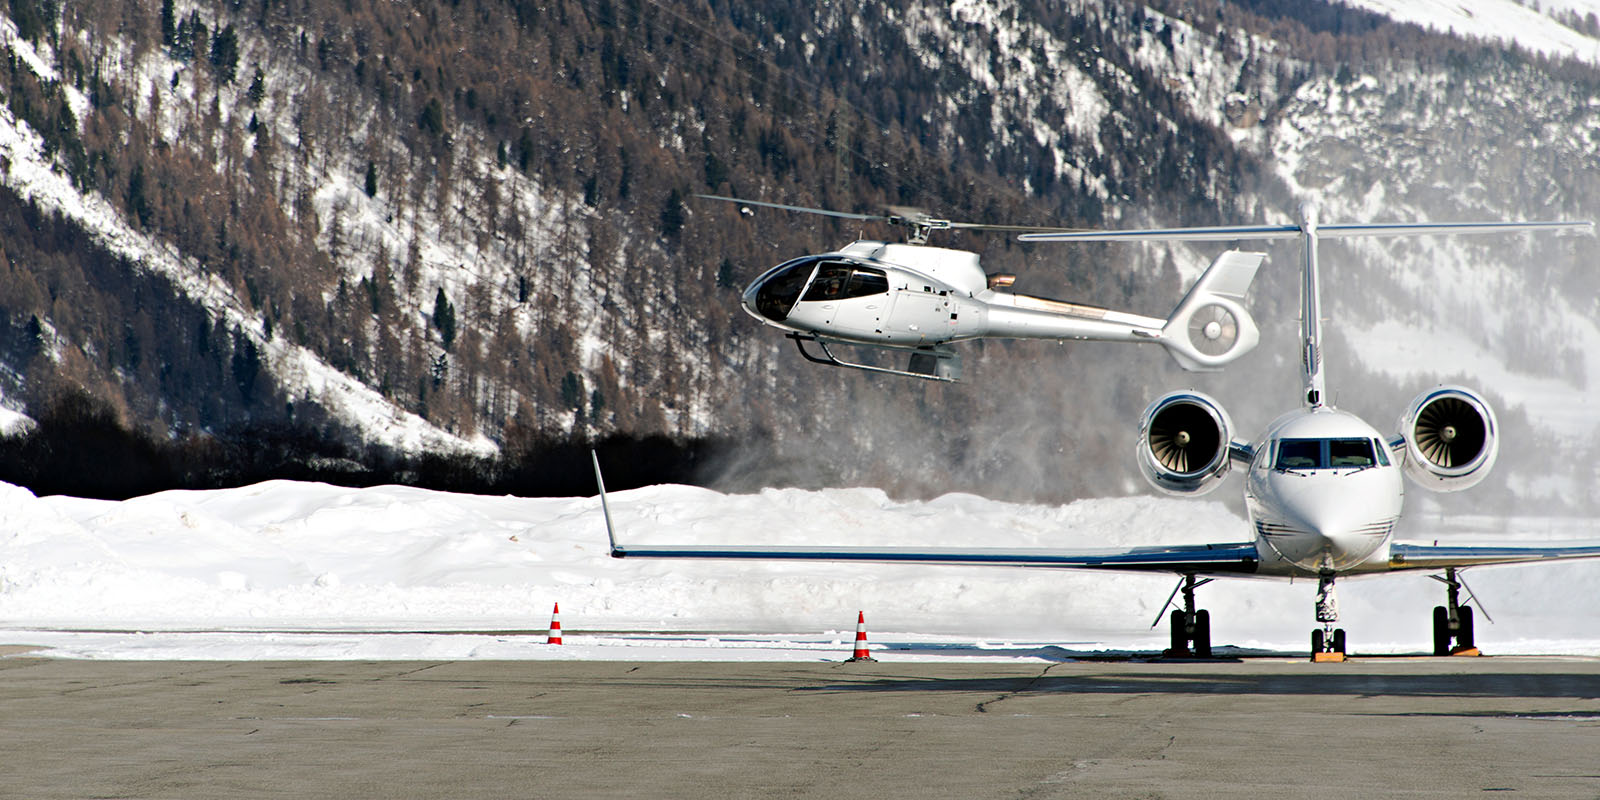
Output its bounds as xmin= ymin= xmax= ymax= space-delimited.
xmin=1339 ymin=0 xmax=1600 ymax=68
xmin=1 ymin=479 xmax=1596 ymax=661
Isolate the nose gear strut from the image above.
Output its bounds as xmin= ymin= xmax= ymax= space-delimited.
xmin=1311 ymin=572 xmax=1347 ymax=661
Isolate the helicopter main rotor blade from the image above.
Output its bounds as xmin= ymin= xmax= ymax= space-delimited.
xmin=1018 ymin=220 xmax=1594 ymax=242
xmin=696 ymin=194 xmax=889 ymax=223
xmin=699 ymin=194 xmax=1091 ymax=236
xmin=1019 ymin=225 xmax=1303 ymax=243
xmin=948 ymin=221 xmax=1097 ymax=234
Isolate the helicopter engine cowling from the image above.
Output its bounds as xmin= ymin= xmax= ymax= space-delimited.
xmin=1396 ymin=386 xmax=1499 ymax=492
xmin=1137 ymin=390 xmax=1234 ymax=496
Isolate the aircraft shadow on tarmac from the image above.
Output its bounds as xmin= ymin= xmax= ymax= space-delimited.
xmin=874 ymin=640 xmax=1276 ymax=662
xmin=806 ymin=669 xmax=1600 ymax=700
xmin=812 ymin=675 xmax=1600 ymax=700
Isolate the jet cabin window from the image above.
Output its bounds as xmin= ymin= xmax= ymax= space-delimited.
xmin=802 ymin=263 xmax=888 ymax=302
xmin=1274 ymin=438 xmax=1378 ymax=470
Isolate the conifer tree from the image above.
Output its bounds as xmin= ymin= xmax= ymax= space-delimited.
xmin=432 ymin=288 xmax=456 ymax=350
xmin=210 ymin=25 xmax=240 ymax=84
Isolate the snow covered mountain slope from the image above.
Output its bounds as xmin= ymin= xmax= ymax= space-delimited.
xmin=1339 ymin=0 xmax=1600 ymax=67
xmin=0 ymin=12 xmax=498 ymax=455
xmin=1 ymin=0 xmax=1597 ymax=509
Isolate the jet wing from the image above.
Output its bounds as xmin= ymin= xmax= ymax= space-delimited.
xmin=1387 ymin=541 xmax=1600 ymax=571
xmin=608 ymin=541 xmax=1261 ymax=573
xmin=591 ymin=450 xmax=1258 ymax=574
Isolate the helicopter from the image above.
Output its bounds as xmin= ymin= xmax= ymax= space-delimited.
xmin=702 ymin=194 xmax=1266 ymax=382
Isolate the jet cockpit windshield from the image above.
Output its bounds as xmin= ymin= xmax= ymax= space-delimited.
xmin=1274 ymin=437 xmax=1387 ymax=470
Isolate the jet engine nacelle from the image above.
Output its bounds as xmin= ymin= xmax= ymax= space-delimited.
xmin=1137 ymin=390 xmax=1234 ymax=496
xmin=1396 ymin=385 xmax=1499 ymax=492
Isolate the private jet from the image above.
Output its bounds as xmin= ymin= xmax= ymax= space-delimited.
xmin=596 ymin=205 xmax=1600 ymax=659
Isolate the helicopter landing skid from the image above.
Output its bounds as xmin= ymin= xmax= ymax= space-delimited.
xmin=788 ymin=334 xmax=961 ymax=383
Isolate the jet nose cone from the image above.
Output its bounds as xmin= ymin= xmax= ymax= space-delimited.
xmin=1271 ymin=489 xmax=1390 ymax=571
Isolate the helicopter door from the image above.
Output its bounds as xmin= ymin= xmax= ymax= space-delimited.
xmin=885 ymin=283 xmax=952 ymax=343
xmin=799 ymin=262 xmax=851 ymax=325
xmin=797 ymin=263 xmax=891 ymax=336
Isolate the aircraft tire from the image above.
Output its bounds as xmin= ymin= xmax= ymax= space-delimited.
xmin=1312 ymin=628 xmax=1324 ymax=654
xmin=1332 ymin=628 xmax=1346 ymax=655
xmin=1169 ymin=609 xmax=1188 ymax=656
xmin=1457 ymin=606 xmax=1475 ymax=650
xmin=1432 ymin=606 xmax=1451 ymax=656
xmin=1193 ymin=610 xmax=1211 ymax=658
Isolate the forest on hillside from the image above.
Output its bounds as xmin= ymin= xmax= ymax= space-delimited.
xmin=1 ymin=0 xmax=1596 ymax=502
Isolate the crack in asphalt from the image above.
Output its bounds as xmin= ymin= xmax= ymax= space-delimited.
xmin=974 ymin=662 xmax=1066 ymax=713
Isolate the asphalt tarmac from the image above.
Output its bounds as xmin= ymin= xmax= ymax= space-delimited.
xmin=3 ymin=654 xmax=1600 ymax=798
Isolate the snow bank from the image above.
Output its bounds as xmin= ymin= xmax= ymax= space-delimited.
xmin=2 ymin=478 xmax=1597 ymax=659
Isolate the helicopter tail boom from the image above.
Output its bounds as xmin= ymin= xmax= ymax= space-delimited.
xmin=965 ymin=250 xmax=1264 ymax=370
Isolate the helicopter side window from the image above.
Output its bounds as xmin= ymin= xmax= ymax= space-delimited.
xmin=800 ymin=264 xmax=887 ymax=302
xmin=802 ymin=262 xmax=855 ymax=302
xmin=841 ymin=268 xmax=888 ymax=299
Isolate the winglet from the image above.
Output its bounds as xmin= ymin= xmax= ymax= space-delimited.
xmin=591 ymin=449 xmax=625 ymax=558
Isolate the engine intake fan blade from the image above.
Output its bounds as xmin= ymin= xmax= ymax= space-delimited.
xmin=1414 ymin=396 xmax=1488 ymax=468
xmin=1149 ymin=403 xmax=1223 ymax=475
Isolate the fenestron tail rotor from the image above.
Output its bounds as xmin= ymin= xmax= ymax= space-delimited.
xmin=1187 ymin=304 xmax=1239 ymax=357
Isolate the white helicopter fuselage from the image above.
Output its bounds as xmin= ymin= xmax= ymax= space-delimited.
xmin=742 ymin=240 xmax=1177 ymax=347
xmin=1243 ymin=408 xmax=1404 ymax=578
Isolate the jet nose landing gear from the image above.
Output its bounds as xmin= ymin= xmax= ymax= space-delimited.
xmin=1312 ymin=572 xmax=1348 ymax=662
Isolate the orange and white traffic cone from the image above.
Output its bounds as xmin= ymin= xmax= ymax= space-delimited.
xmin=845 ymin=610 xmax=876 ymax=662
xmin=547 ymin=602 xmax=563 ymax=645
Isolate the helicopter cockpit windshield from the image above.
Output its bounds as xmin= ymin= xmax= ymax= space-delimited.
xmin=752 ymin=258 xmax=890 ymax=322
xmin=752 ymin=257 xmax=819 ymax=321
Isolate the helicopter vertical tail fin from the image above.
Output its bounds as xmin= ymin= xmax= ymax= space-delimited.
xmin=1159 ymin=250 xmax=1265 ymax=372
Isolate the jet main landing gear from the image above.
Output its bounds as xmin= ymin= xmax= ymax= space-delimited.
xmin=1312 ymin=572 xmax=1347 ymax=662
xmin=1430 ymin=567 xmax=1485 ymax=656
xmin=1156 ymin=574 xmax=1212 ymax=658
